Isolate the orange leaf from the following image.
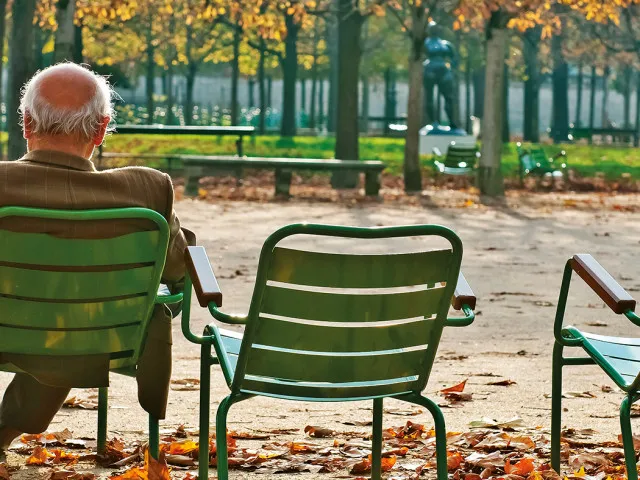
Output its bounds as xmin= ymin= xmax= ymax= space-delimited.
xmin=26 ymin=446 xmax=54 ymax=465
xmin=110 ymin=449 xmax=171 ymax=480
xmin=505 ymin=458 xmax=535 ymax=476
xmin=441 ymin=380 xmax=468 ymax=394
xmin=448 ymin=451 xmax=464 ymax=471
xmin=160 ymin=440 xmax=198 ymax=456
xmin=350 ymin=455 xmax=396 ymax=474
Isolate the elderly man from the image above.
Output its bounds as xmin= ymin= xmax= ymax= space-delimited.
xmin=0 ymin=63 xmax=194 ymax=445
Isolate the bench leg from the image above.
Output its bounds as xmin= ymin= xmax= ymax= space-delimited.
xmin=236 ymin=137 xmax=244 ymax=157
xmin=185 ymin=174 xmax=201 ymax=197
xmin=148 ymin=415 xmax=159 ymax=459
xmin=365 ymin=171 xmax=381 ymax=196
xmin=275 ymin=169 xmax=292 ymax=197
xmin=97 ymin=387 xmax=108 ymax=455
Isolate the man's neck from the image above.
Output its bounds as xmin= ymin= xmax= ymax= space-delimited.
xmin=27 ymin=136 xmax=95 ymax=160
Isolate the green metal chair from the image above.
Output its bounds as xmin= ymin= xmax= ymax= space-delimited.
xmin=551 ymin=254 xmax=638 ymax=479
xmin=182 ymin=223 xmax=477 ymax=480
xmin=516 ymin=142 xmax=567 ymax=185
xmin=0 ymin=207 xmax=183 ymax=458
xmin=432 ymin=142 xmax=480 ymax=177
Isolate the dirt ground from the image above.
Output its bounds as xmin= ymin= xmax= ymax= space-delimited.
xmin=2 ymin=190 xmax=640 ymax=479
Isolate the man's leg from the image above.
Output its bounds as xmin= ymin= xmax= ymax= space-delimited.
xmin=0 ymin=373 xmax=70 ymax=446
xmin=136 ymin=306 xmax=172 ymax=420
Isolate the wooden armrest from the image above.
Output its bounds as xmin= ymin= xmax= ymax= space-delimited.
xmin=185 ymin=246 xmax=223 ymax=308
xmin=452 ymin=272 xmax=476 ymax=310
xmin=571 ymin=254 xmax=636 ymax=314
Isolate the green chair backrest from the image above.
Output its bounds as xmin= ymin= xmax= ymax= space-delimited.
xmin=231 ymin=224 xmax=463 ymax=401
xmin=0 ymin=207 xmax=170 ymax=369
xmin=530 ymin=147 xmax=551 ymax=169
xmin=444 ymin=144 xmax=479 ymax=169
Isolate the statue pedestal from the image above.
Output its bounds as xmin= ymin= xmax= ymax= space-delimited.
xmin=419 ymin=124 xmax=476 ymax=155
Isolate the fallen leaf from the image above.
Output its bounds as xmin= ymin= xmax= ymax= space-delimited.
xmin=504 ymin=458 xmax=534 ymax=475
xmin=441 ymin=380 xmax=468 ymax=394
xmin=304 ymin=426 xmax=336 ymax=438
xmin=63 ymin=396 xmax=99 ymax=410
xmin=487 ymin=379 xmax=517 ymax=387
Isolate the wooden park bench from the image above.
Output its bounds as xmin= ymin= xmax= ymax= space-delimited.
xmin=516 ymin=142 xmax=568 ymax=185
xmin=0 ymin=206 xmax=183 ymax=459
xmin=432 ymin=142 xmax=480 ymax=177
xmin=551 ymin=254 xmax=638 ymax=480
xmin=569 ymin=126 xmax=639 ymax=146
xmin=181 ymin=155 xmax=386 ymax=197
xmin=96 ymin=124 xmax=255 ymax=169
xmin=181 ymin=224 xmax=477 ymax=480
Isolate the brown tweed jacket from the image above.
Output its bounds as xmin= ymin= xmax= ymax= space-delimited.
xmin=0 ymin=149 xmax=194 ymax=418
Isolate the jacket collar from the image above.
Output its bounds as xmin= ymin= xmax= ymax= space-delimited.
xmin=21 ymin=150 xmax=97 ymax=172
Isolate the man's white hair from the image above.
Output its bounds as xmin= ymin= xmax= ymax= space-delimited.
xmin=19 ymin=62 xmax=116 ymax=139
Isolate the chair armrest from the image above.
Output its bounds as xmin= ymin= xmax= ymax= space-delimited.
xmin=432 ymin=147 xmax=443 ymax=157
xmin=185 ymin=246 xmax=222 ymax=308
xmin=452 ymin=272 xmax=476 ymax=310
xmin=571 ymin=254 xmax=636 ymax=314
xmin=155 ymin=284 xmax=184 ymax=305
xmin=554 ymin=150 xmax=567 ymax=159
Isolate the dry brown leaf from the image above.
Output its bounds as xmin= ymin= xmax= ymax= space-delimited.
xmin=304 ymin=426 xmax=336 ymax=438
xmin=441 ymin=379 xmax=468 ymax=394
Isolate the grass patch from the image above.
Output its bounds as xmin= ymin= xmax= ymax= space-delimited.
xmin=102 ymin=134 xmax=640 ymax=180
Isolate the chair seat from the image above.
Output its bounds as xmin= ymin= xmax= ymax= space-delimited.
xmin=435 ymin=161 xmax=474 ymax=175
xmin=563 ymin=326 xmax=640 ymax=390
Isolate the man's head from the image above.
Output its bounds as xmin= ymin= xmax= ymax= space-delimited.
xmin=19 ymin=63 xmax=115 ymax=159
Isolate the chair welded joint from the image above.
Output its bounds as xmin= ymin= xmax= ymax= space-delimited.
xmin=551 ymin=253 xmax=638 ymax=480
xmin=181 ymin=225 xmax=478 ymax=480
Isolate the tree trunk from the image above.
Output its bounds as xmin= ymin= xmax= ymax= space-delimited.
xmin=267 ymin=76 xmax=272 ymax=109
xmin=33 ymin=23 xmax=45 ymax=70
xmin=404 ymin=49 xmax=424 ymax=193
xmin=0 ymin=0 xmax=8 ymax=157
xmin=360 ymin=75 xmax=370 ymax=133
xmin=165 ymin=15 xmax=177 ymax=125
xmin=635 ymin=73 xmax=640 ymax=147
xmin=185 ymin=63 xmax=197 ymax=126
xmin=280 ymin=14 xmax=298 ymax=136
xmin=575 ymin=63 xmax=583 ymax=127
xmin=523 ymin=27 xmax=540 ymax=142
xmin=465 ymin=48 xmax=471 ymax=132
xmin=551 ymin=32 xmax=569 ymax=143
xmin=248 ymin=78 xmax=255 ymax=108
xmin=623 ymin=67 xmax=632 ymax=128
xmin=73 ymin=22 xmax=83 ymax=63
xmin=300 ymin=79 xmax=307 ymax=112
xmin=8 ymin=0 xmax=36 ymax=161
xmin=318 ymin=77 xmax=325 ymax=129
xmin=478 ymin=11 xmax=508 ymax=197
xmin=230 ymin=24 xmax=241 ymax=126
xmin=258 ymin=43 xmax=266 ymax=134
xmin=502 ymin=63 xmax=510 ymax=143
xmin=589 ymin=65 xmax=596 ymax=131
xmin=54 ymin=0 xmax=75 ymax=62
xmin=327 ymin=12 xmax=338 ymax=133
xmin=473 ymin=67 xmax=485 ymax=119
xmin=601 ymin=66 xmax=610 ymax=127
xmin=384 ymin=67 xmax=397 ymax=136
xmin=335 ymin=0 xmax=363 ymax=160
xmin=145 ymin=17 xmax=155 ymax=125
xmin=309 ymin=61 xmax=318 ymax=129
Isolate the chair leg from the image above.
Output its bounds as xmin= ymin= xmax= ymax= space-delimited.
xmin=620 ymin=396 xmax=639 ymax=480
xmin=401 ymin=395 xmax=447 ymax=480
xmin=551 ymin=342 xmax=564 ymax=474
xmin=148 ymin=415 xmax=159 ymax=459
xmin=97 ymin=387 xmax=108 ymax=455
xmin=371 ymin=398 xmax=383 ymax=480
xmin=215 ymin=395 xmax=234 ymax=480
xmin=198 ymin=342 xmax=213 ymax=480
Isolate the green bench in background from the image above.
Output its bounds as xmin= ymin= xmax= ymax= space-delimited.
xmin=516 ymin=142 xmax=568 ymax=185
xmin=182 ymin=223 xmax=477 ymax=480
xmin=181 ymin=155 xmax=386 ymax=197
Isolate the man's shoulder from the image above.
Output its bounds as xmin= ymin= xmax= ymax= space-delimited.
xmin=98 ymin=165 xmax=170 ymax=185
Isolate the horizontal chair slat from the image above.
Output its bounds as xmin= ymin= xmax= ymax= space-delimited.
xmin=254 ymin=316 xmax=434 ymax=352
xmin=0 ymin=265 xmax=154 ymax=300
xmin=0 ymin=296 xmax=148 ymax=329
xmin=244 ymin=346 xmax=428 ymax=383
xmin=261 ymin=285 xmax=445 ymax=323
xmin=240 ymin=376 xmax=417 ymax=401
xmin=269 ymin=247 xmax=452 ymax=288
xmin=0 ymin=230 xmax=160 ymax=266
xmin=0 ymin=324 xmax=143 ymax=355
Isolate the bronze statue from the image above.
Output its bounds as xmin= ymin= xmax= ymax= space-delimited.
xmin=423 ymin=22 xmax=459 ymax=130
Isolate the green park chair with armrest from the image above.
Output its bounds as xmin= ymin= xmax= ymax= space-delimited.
xmin=551 ymin=254 xmax=638 ymax=479
xmin=0 ymin=206 xmax=182 ymax=459
xmin=516 ymin=142 xmax=568 ymax=185
xmin=433 ymin=142 xmax=480 ymax=177
xmin=181 ymin=223 xmax=477 ymax=480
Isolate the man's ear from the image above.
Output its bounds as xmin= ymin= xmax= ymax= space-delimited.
xmin=23 ymin=113 xmax=33 ymax=139
xmin=93 ymin=116 xmax=110 ymax=146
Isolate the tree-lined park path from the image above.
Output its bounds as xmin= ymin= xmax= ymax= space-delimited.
xmin=0 ymin=196 xmax=638 ymax=479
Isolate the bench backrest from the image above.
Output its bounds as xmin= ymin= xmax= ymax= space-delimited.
xmin=444 ymin=144 xmax=479 ymax=169
xmin=519 ymin=145 xmax=551 ymax=173
xmin=231 ymin=224 xmax=463 ymax=401
xmin=0 ymin=207 xmax=170 ymax=369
